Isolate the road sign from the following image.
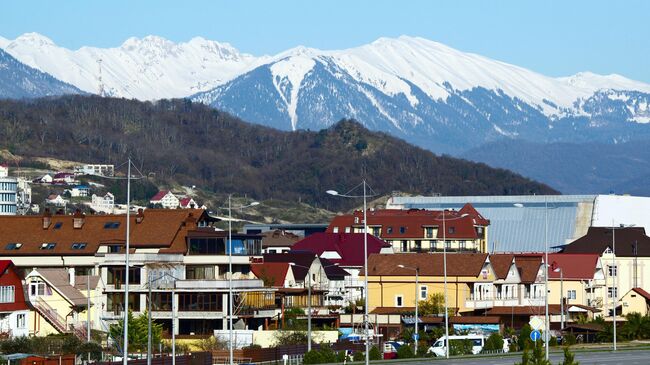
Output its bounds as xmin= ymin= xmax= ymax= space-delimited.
xmin=529 ymin=316 xmax=544 ymax=331
xmin=530 ymin=330 xmax=541 ymax=342
xmin=413 ymin=333 xmax=419 ymax=341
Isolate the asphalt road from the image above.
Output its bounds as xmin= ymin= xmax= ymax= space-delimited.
xmin=391 ymin=349 xmax=650 ymax=365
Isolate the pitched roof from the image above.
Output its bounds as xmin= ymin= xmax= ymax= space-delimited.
xmin=561 ymin=227 xmax=650 ymax=256
xmin=179 ymin=197 xmax=194 ymax=207
xmin=150 ymin=190 xmax=172 ymax=201
xmin=262 ymin=230 xmax=302 ymax=248
xmin=251 ymin=262 xmax=290 ymax=287
xmin=320 ymin=257 xmax=350 ymax=279
xmin=487 ymin=305 xmax=564 ymax=316
xmin=327 ymin=206 xmax=488 ymax=240
xmin=366 ymin=253 xmax=489 ymax=277
xmin=291 ymin=233 xmax=390 ymax=267
xmin=0 ymin=209 xmax=207 ymax=256
xmin=631 ymin=287 xmax=650 ymax=301
xmin=34 ymin=269 xmax=88 ymax=307
xmin=489 ymin=254 xmax=515 ymax=279
xmin=73 ymin=275 xmax=101 ymax=291
xmin=0 ymin=260 xmax=12 ymax=276
xmin=514 ymin=254 xmax=543 ymax=283
xmin=263 ymin=252 xmax=318 ymax=280
xmin=548 ymin=253 xmax=600 ymax=280
xmin=370 ymin=307 xmax=415 ymax=314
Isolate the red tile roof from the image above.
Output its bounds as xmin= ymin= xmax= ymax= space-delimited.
xmin=365 ymin=253 xmax=489 ymax=277
xmin=489 ymin=254 xmax=515 ymax=279
xmin=514 ymin=254 xmax=543 ymax=284
xmin=251 ymin=262 xmax=290 ymax=287
xmin=179 ymin=197 xmax=194 ymax=207
xmin=291 ymin=233 xmax=390 ymax=267
xmin=327 ymin=206 xmax=488 ymax=240
xmin=548 ymin=253 xmax=600 ymax=280
xmin=632 ymin=287 xmax=650 ymax=301
xmin=150 ymin=190 xmax=172 ymax=201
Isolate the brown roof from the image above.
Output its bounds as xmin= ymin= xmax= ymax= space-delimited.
xmin=251 ymin=262 xmax=290 ymax=287
xmin=561 ymin=227 xmax=650 ymax=256
xmin=486 ymin=305 xmax=564 ymax=316
xmin=370 ymin=307 xmax=415 ymax=314
xmin=548 ymin=253 xmax=600 ymax=280
xmin=514 ymin=254 xmax=543 ymax=283
xmin=262 ymin=230 xmax=301 ymax=248
xmin=0 ymin=209 xmax=207 ymax=256
xmin=366 ymin=253 xmax=488 ymax=277
xmin=73 ymin=275 xmax=100 ymax=291
xmin=35 ymin=269 xmax=89 ymax=307
xmin=450 ymin=316 xmax=501 ymax=324
xmin=490 ymin=254 xmax=515 ymax=279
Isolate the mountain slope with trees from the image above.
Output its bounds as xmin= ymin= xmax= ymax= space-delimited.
xmin=0 ymin=96 xmax=556 ymax=211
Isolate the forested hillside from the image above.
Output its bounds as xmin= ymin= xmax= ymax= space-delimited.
xmin=0 ymin=96 xmax=556 ymax=211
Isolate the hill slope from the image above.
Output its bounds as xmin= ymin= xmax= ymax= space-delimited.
xmin=0 ymin=96 xmax=556 ymax=211
xmin=0 ymin=48 xmax=81 ymax=98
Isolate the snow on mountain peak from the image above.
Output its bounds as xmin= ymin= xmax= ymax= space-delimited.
xmin=270 ymin=55 xmax=317 ymax=130
xmin=0 ymin=36 xmax=8 ymax=48
xmin=558 ymin=71 xmax=650 ymax=94
xmin=12 ymin=32 xmax=56 ymax=48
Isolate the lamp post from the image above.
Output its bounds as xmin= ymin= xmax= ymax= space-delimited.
xmin=327 ymin=181 xmax=375 ymax=365
xmin=553 ymin=267 xmax=564 ymax=331
xmin=436 ymin=210 xmax=469 ymax=359
xmin=123 ymin=158 xmax=132 ymax=365
xmin=397 ymin=264 xmax=419 ymax=355
xmin=225 ymin=197 xmax=259 ymax=365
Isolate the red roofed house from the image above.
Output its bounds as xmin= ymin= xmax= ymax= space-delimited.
xmin=178 ymin=197 xmax=198 ymax=209
xmin=0 ymin=260 xmax=30 ymax=337
xmin=150 ymin=190 xmax=180 ymax=209
xmin=548 ymin=253 xmax=605 ymax=317
xmin=621 ymin=287 xmax=650 ymax=316
xmin=326 ymin=204 xmax=490 ymax=253
xmin=52 ymin=172 xmax=75 ymax=184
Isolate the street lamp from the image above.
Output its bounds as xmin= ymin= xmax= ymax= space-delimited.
xmin=397 ymin=264 xmax=419 ymax=355
xmin=327 ymin=181 xmax=376 ymax=365
xmin=553 ymin=267 xmax=564 ymax=331
xmin=224 ymin=197 xmax=259 ymax=365
xmin=436 ymin=210 xmax=468 ymax=359
xmin=289 ymin=262 xmax=314 ymax=352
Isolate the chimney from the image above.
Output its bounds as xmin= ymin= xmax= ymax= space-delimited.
xmin=135 ymin=208 xmax=145 ymax=224
xmin=68 ymin=267 xmax=75 ymax=286
xmin=184 ymin=212 xmax=197 ymax=229
xmin=73 ymin=209 xmax=85 ymax=229
xmin=43 ymin=208 xmax=52 ymax=229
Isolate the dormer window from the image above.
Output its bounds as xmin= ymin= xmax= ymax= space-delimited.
xmin=448 ymin=227 xmax=455 ymax=234
xmin=5 ymin=243 xmax=22 ymax=250
xmin=604 ymin=247 xmax=613 ymax=254
xmin=40 ymin=243 xmax=56 ymax=250
xmin=71 ymin=242 xmax=87 ymax=250
xmin=53 ymin=222 xmax=63 ymax=229
xmin=104 ymin=222 xmax=120 ymax=229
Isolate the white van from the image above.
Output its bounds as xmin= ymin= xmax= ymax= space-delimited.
xmin=427 ymin=334 xmax=486 ymax=357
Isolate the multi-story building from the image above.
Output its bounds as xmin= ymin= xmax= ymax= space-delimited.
xmin=0 ymin=171 xmax=17 ymax=216
xmin=90 ymin=192 xmax=115 ymax=214
xmin=0 ymin=208 xmax=274 ymax=337
xmin=0 ymin=260 xmax=30 ymax=337
xmin=149 ymin=190 xmax=180 ymax=209
xmin=327 ymin=204 xmax=490 ymax=253
xmin=74 ymin=164 xmax=115 ymax=177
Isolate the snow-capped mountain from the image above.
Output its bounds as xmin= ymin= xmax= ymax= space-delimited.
xmin=3 ymin=33 xmax=650 ymax=153
xmin=0 ymin=47 xmax=81 ymax=99
xmin=0 ymin=33 xmax=266 ymax=99
xmin=193 ymin=36 xmax=650 ymax=152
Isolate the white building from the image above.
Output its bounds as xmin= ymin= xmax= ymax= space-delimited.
xmin=74 ymin=164 xmax=114 ymax=177
xmin=46 ymin=194 xmax=67 ymax=207
xmin=90 ymin=192 xmax=115 ymax=214
xmin=0 ymin=176 xmax=17 ymax=216
xmin=150 ymin=190 xmax=180 ymax=209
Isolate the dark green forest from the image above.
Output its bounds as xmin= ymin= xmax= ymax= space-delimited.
xmin=0 ymin=96 xmax=556 ymax=211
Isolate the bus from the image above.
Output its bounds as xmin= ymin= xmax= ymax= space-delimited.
xmin=427 ymin=334 xmax=486 ymax=357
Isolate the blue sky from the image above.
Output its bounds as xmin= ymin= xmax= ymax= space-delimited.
xmin=3 ymin=0 xmax=649 ymax=82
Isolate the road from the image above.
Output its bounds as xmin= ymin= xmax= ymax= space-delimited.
xmin=391 ymin=349 xmax=650 ymax=365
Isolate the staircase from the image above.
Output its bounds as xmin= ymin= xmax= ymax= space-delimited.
xmin=33 ymin=297 xmax=88 ymax=340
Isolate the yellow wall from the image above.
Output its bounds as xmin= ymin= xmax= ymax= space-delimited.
xmin=367 ymin=272 xmax=495 ymax=313
xmin=547 ymin=280 xmax=597 ymax=307
xmin=621 ymin=291 xmax=650 ymax=316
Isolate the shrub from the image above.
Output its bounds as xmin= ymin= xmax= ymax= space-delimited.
xmin=303 ymin=350 xmax=323 ymax=364
xmin=449 ymin=339 xmax=473 ymax=356
xmin=369 ymin=345 xmax=382 ymax=360
xmin=353 ymin=351 xmax=364 ymax=361
xmin=549 ymin=336 xmax=558 ymax=347
xmin=559 ymin=346 xmax=579 ymax=365
xmin=563 ymin=333 xmax=577 ymax=346
xmin=396 ymin=344 xmax=414 ymax=359
xmin=319 ymin=345 xmax=337 ymax=363
xmin=483 ymin=333 xmax=504 ymax=351
xmin=519 ymin=324 xmax=533 ymax=350
xmin=335 ymin=350 xmax=347 ymax=363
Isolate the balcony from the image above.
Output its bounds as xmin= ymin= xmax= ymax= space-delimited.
xmin=175 ymin=278 xmax=266 ymax=290
xmin=103 ymin=253 xmax=183 ymax=264
xmin=465 ymin=293 xmax=521 ymax=309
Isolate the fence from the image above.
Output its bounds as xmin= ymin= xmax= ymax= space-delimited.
xmin=212 ymin=343 xmax=366 ymax=364
xmin=97 ymin=352 xmax=212 ymax=365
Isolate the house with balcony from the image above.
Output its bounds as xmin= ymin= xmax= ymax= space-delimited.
xmin=0 ymin=260 xmax=30 ymax=337
xmin=326 ymin=204 xmax=490 ymax=253
xmin=547 ymin=253 xmax=606 ymax=315
xmin=291 ymin=233 xmax=392 ymax=305
xmin=149 ymin=190 xmax=180 ymax=209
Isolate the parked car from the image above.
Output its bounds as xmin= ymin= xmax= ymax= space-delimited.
xmin=427 ymin=334 xmax=486 ymax=357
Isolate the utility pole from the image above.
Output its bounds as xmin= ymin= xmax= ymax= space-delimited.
xmin=122 ymin=158 xmax=131 ymax=365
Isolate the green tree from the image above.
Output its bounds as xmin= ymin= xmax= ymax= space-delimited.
xmin=621 ymin=312 xmax=650 ymax=340
xmin=369 ymin=345 xmax=382 ymax=360
xmin=483 ymin=333 xmax=504 ymax=351
xmin=418 ymin=293 xmax=446 ymax=315
xmin=396 ymin=344 xmax=414 ymax=358
xmin=519 ymin=324 xmax=533 ymax=350
xmin=109 ymin=310 xmax=163 ymax=352
xmin=303 ymin=350 xmax=323 ymax=364
xmin=516 ymin=340 xmax=550 ymax=365
xmin=449 ymin=339 xmax=473 ymax=356
xmin=559 ymin=346 xmax=579 ymax=365
xmin=273 ymin=330 xmax=308 ymax=346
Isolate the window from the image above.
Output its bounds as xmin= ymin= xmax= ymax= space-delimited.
xmin=420 ymin=285 xmax=428 ymax=300
xmin=399 ymin=226 xmax=406 ymax=234
xmin=414 ymin=240 xmax=421 ymax=251
xmin=108 ymin=245 xmax=122 ymax=253
xmin=445 ymin=240 xmax=451 ymax=249
xmin=107 ymin=267 xmax=141 ymax=285
xmin=151 ymin=292 xmax=173 ymax=311
xmin=386 ymin=227 xmax=393 ymax=234
xmin=354 ymin=217 xmax=359 ymax=224
xmin=344 ymin=227 xmax=351 ymax=233
xmin=71 ymin=242 xmax=87 ymax=250
xmin=40 ymin=242 xmax=56 ymax=250
xmin=395 ymin=295 xmax=403 ymax=307
xmin=459 ymin=240 xmax=467 ymax=250
xmin=603 ymin=247 xmax=613 ymax=254
xmin=104 ymin=222 xmax=120 ymax=229
xmin=5 ymin=243 xmax=21 ymax=250
xmin=372 ymin=227 xmax=380 ymax=236
xmin=425 ymin=227 xmax=434 ymax=239
xmin=178 ymin=292 xmax=222 ymax=311
xmin=188 ymin=237 xmax=226 ymax=255
xmin=332 ymin=227 xmax=339 ymax=233
xmin=567 ymin=290 xmax=576 ymax=300
xmin=29 ymin=282 xmax=48 ymax=297
xmin=186 ymin=265 xmax=215 ymax=280
xmin=608 ymin=265 xmax=618 ymax=277
xmin=401 ymin=241 xmax=408 ymax=252
xmin=607 ymin=287 xmax=618 ymax=298
xmin=107 ymin=293 xmax=140 ymax=313
xmin=0 ymin=286 xmax=15 ymax=303
xmin=448 ymin=227 xmax=455 ymax=234
xmin=53 ymin=222 xmax=63 ymax=229
xmin=16 ymin=313 xmax=25 ymax=328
